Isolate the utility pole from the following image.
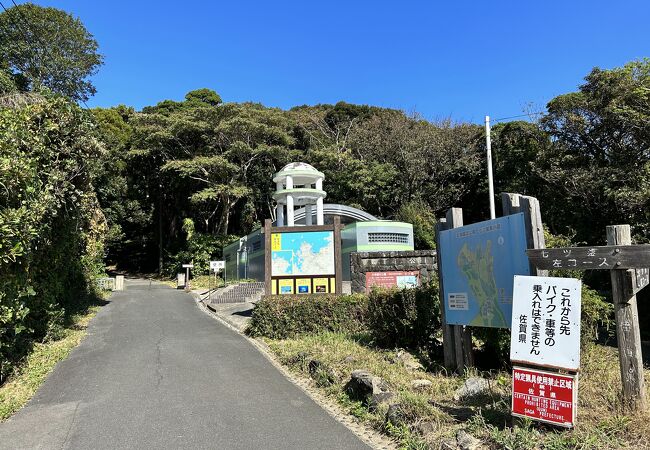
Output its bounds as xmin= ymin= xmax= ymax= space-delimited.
xmin=485 ymin=115 xmax=496 ymax=219
xmin=158 ymin=182 xmax=163 ymax=274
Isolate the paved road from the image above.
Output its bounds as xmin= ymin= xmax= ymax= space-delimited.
xmin=0 ymin=280 xmax=369 ymax=450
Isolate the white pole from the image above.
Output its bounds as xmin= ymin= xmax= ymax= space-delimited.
xmin=276 ymin=203 xmax=284 ymax=226
xmin=485 ymin=115 xmax=496 ymax=220
xmin=286 ymin=175 xmax=294 ymax=226
xmin=316 ymin=178 xmax=324 ymax=225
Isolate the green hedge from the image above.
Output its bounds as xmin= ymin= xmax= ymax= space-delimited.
xmin=366 ymin=282 xmax=441 ymax=350
xmin=246 ymin=294 xmax=368 ymax=339
xmin=0 ymin=95 xmax=105 ymax=383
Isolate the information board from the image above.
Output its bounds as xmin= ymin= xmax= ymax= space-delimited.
xmin=271 ymin=231 xmax=335 ymax=277
xmin=365 ymin=271 xmax=420 ymax=293
xmin=510 ymin=275 xmax=582 ymax=371
xmin=512 ymin=366 xmax=577 ymax=428
xmin=264 ymin=219 xmax=342 ymax=296
xmin=440 ymin=213 xmax=530 ymax=328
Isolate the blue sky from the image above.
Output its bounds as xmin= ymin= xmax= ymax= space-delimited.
xmin=34 ymin=1 xmax=650 ymax=123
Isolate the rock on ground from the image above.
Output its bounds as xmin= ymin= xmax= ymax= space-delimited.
xmin=453 ymin=377 xmax=492 ymax=401
xmin=394 ymin=350 xmax=424 ymax=372
xmin=411 ymin=379 xmax=432 ymax=390
xmin=346 ymin=369 xmax=393 ymax=406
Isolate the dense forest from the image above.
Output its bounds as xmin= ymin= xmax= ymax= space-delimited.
xmin=1 ymin=4 xmax=649 ymax=381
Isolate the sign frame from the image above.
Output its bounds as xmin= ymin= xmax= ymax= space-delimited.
xmin=439 ymin=213 xmax=531 ymax=328
xmin=511 ymin=366 xmax=578 ymax=428
xmin=365 ymin=270 xmax=420 ymax=293
xmin=209 ymin=260 xmax=225 ymax=272
xmin=527 ymin=245 xmax=650 ymax=270
xmin=263 ymin=217 xmax=343 ymax=295
xmin=510 ymin=275 xmax=582 ymax=371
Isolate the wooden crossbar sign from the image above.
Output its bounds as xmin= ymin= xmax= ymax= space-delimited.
xmin=527 ymin=245 xmax=650 ymax=270
xmin=627 ymin=268 xmax=650 ymax=297
xmin=527 ymin=231 xmax=649 ymax=411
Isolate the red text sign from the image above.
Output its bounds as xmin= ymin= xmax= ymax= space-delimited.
xmin=512 ymin=366 xmax=577 ymax=428
xmin=365 ymin=271 xmax=420 ymax=293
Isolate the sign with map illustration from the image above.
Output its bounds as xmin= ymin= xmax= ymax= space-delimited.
xmin=439 ymin=213 xmax=530 ymax=328
xmin=271 ymin=231 xmax=335 ymax=276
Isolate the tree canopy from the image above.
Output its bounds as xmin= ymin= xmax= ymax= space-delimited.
xmin=0 ymin=3 xmax=103 ymax=101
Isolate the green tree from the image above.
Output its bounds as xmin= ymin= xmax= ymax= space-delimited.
xmin=539 ymin=59 xmax=650 ymax=242
xmin=161 ymin=101 xmax=295 ymax=234
xmin=0 ymin=3 xmax=103 ymax=101
xmin=395 ymin=200 xmax=437 ymax=250
xmin=491 ymin=120 xmax=550 ymax=197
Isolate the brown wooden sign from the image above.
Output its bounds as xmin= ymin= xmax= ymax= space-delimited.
xmin=627 ymin=268 xmax=650 ymax=297
xmin=527 ymin=245 xmax=650 ymax=270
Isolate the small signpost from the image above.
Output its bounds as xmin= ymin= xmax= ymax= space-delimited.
xmin=527 ymin=245 xmax=650 ymax=270
xmin=208 ymin=261 xmax=225 ymax=303
xmin=512 ymin=366 xmax=577 ymax=428
xmin=182 ymin=263 xmax=193 ymax=291
xmin=510 ymin=275 xmax=582 ymax=427
xmin=526 ymin=225 xmax=650 ymax=411
xmin=510 ymin=276 xmax=582 ymax=371
xmin=210 ymin=260 xmax=225 ymax=272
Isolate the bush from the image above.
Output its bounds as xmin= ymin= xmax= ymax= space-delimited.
xmin=164 ymin=232 xmax=238 ymax=277
xmin=366 ymin=282 xmax=441 ymax=350
xmin=0 ymin=95 xmax=106 ymax=383
xmin=246 ymin=294 xmax=368 ymax=339
xmin=581 ymin=285 xmax=613 ymax=345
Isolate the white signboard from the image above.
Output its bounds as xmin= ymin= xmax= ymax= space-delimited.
xmin=210 ymin=260 xmax=225 ymax=271
xmin=182 ymin=263 xmax=193 ymax=268
xmin=510 ymin=275 xmax=582 ymax=371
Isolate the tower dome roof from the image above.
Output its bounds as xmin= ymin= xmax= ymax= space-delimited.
xmin=279 ymin=162 xmax=319 ymax=172
xmin=273 ymin=161 xmax=324 ymax=183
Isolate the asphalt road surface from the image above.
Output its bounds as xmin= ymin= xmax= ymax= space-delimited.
xmin=0 ymin=279 xmax=369 ymax=450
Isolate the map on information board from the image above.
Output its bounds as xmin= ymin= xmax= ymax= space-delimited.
xmin=271 ymin=231 xmax=335 ymax=276
xmin=440 ymin=213 xmax=530 ymax=328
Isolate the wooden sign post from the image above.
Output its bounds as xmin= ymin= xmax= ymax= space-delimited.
xmin=435 ymin=208 xmax=473 ymax=372
xmin=434 ymin=193 xmax=545 ymax=373
xmin=527 ymin=225 xmax=650 ymax=411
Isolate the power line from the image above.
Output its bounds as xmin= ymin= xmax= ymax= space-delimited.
xmin=492 ymin=111 xmax=546 ymax=123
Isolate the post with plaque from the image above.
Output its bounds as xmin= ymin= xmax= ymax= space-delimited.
xmin=526 ymin=225 xmax=650 ymax=411
xmin=182 ymin=263 xmax=193 ymax=292
xmin=208 ymin=261 xmax=225 ymax=303
xmin=510 ymin=275 xmax=581 ymax=427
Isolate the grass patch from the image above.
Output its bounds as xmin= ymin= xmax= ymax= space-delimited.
xmin=0 ymin=304 xmax=102 ymax=421
xmin=266 ymin=333 xmax=650 ymax=449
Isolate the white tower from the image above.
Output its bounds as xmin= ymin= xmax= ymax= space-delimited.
xmin=272 ymin=162 xmax=326 ymax=226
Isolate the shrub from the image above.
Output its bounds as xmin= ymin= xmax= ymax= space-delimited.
xmin=246 ymin=294 xmax=368 ymax=339
xmin=366 ymin=282 xmax=441 ymax=350
xmin=580 ymin=285 xmax=613 ymax=345
xmin=164 ymin=232 xmax=238 ymax=277
xmin=0 ymin=95 xmax=106 ymax=383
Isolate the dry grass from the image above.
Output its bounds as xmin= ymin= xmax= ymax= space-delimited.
xmin=267 ymin=332 xmax=650 ymax=449
xmin=0 ymin=307 xmax=100 ymax=421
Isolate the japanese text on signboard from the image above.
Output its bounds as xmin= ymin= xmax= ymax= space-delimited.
xmin=510 ymin=276 xmax=581 ymax=371
xmin=512 ymin=366 xmax=577 ymax=428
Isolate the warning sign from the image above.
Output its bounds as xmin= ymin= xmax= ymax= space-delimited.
xmin=511 ymin=366 xmax=577 ymax=428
